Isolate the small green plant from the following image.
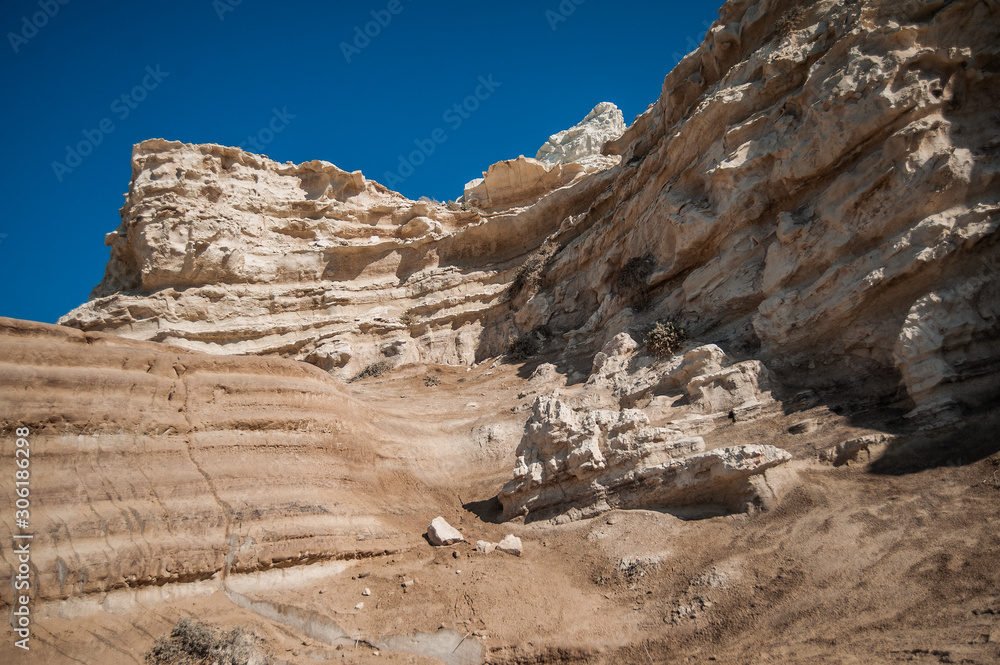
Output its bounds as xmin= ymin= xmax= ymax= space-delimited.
xmin=645 ymin=321 xmax=688 ymax=359
xmin=424 ymin=374 xmax=441 ymax=387
xmin=508 ymin=334 xmax=541 ymax=361
xmin=145 ymin=618 xmax=269 ymax=665
xmin=351 ymin=360 xmax=393 ymax=382
xmin=508 ymin=250 xmax=553 ymax=300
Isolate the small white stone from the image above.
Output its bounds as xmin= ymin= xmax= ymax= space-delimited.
xmin=476 ymin=540 xmax=496 ymax=554
xmin=427 ymin=517 xmax=464 ymax=546
xmin=362 ymin=588 xmax=371 ymax=596
xmin=355 ymin=602 xmax=364 ymax=610
xmin=498 ymin=534 xmax=523 ymax=557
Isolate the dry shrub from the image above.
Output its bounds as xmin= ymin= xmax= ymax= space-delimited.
xmin=645 ymin=321 xmax=688 ymax=359
xmin=145 ymin=618 xmax=269 ymax=665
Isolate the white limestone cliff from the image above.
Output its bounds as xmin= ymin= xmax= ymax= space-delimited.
xmin=60 ymin=0 xmax=1000 ymax=420
xmin=535 ymin=101 xmax=626 ymax=168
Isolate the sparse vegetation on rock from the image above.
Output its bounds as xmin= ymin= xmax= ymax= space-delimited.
xmin=508 ymin=333 xmax=541 ymax=361
xmin=508 ymin=326 xmax=552 ymax=362
xmin=145 ymin=618 xmax=269 ymax=665
xmin=645 ymin=321 xmax=688 ymax=359
xmin=616 ymin=254 xmax=656 ymax=311
xmin=424 ymin=374 xmax=441 ymax=387
xmin=351 ymin=360 xmax=393 ymax=382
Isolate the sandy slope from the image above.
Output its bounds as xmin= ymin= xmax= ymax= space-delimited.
xmin=3 ymin=337 xmax=997 ymax=665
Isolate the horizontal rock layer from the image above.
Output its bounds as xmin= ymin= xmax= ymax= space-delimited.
xmin=61 ymin=0 xmax=1000 ymax=415
xmin=498 ymin=336 xmax=789 ymax=522
xmin=0 ymin=318 xmax=429 ymax=605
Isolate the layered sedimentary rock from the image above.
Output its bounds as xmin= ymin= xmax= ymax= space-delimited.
xmin=62 ymin=0 xmax=1000 ymax=417
xmin=462 ymin=102 xmax=626 ymax=211
xmin=498 ymin=334 xmax=789 ymax=522
xmin=535 ymin=101 xmax=627 ymax=167
xmin=0 ymin=317 xmax=426 ymax=605
xmin=462 ymin=156 xmax=596 ymax=212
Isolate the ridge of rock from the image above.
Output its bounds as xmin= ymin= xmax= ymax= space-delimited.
xmin=61 ymin=0 xmax=1000 ymax=424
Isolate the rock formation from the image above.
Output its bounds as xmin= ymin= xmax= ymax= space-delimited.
xmin=535 ymin=101 xmax=626 ymax=168
xmin=498 ymin=333 xmax=789 ymax=523
xmin=10 ymin=1 xmax=1000 ymax=661
xmin=462 ymin=102 xmax=626 ymax=211
xmin=0 ymin=318 xmax=420 ymax=605
xmin=60 ymin=0 xmax=1000 ymax=420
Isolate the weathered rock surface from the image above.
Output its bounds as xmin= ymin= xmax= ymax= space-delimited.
xmin=60 ymin=0 xmax=1000 ymax=420
xmin=497 ymin=390 xmax=790 ymax=523
xmin=462 ymin=102 xmax=625 ymax=211
xmin=58 ymin=138 xmax=616 ymax=382
xmin=497 ymin=535 xmax=523 ymax=557
xmin=536 ymin=102 xmax=627 ymax=168
xmin=0 ymin=317 xmax=450 ymax=606
xmin=427 ymin=517 xmax=464 ymax=546
xmin=462 ymin=156 xmax=596 ymax=212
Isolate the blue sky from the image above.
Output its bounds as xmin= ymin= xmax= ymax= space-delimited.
xmin=1 ymin=0 xmax=722 ymax=324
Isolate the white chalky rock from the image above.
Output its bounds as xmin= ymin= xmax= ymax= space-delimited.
xmin=427 ymin=517 xmax=464 ymax=546
xmin=498 ymin=534 xmax=523 ymax=557
xmin=536 ymin=102 xmax=627 ymax=167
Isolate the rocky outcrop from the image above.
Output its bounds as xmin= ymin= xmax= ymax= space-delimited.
xmin=498 ymin=336 xmax=789 ymax=522
xmin=461 ymin=103 xmax=625 ymax=211
xmin=536 ymin=102 xmax=626 ymax=168
xmin=0 ymin=317 xmax=442 ymax=605
xmin=498 ymin=392 xmax=790 ymax=522
xmin=57 ymin=139 xmax=613 ymax=380
xmin=462 ymin=156 xmax=593 ymax=212
xmin=576 ymin=0 xmax=1000 ymax=415
xmin=62 ymin=0 xmax=1000 ymax=420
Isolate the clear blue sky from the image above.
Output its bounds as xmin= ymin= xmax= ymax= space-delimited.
xmin=0 ymin=0 xmax=721 ymax=324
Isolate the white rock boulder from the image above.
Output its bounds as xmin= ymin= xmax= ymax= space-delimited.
xmin=497 ymin=534 xmax=523 ymax=557
xmin=427 ymin=517 xmax=464 ymax=546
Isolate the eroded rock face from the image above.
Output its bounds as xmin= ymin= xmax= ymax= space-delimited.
xmin=57 ymin=140 xmax=613 ymax=380
xmin=462 ymin=156 xmax=591 ymax=212
xmin=498 ymin=392 xmax=790 ymax=523
xmin=536 ymin=102 xmax=627 ymax=168
xmin=499 ymin=340 xmax=789 ymax=523
xmin=574 ymin=0 xmax=1000 ymax=414
xmin=0 ymin=317 xmax=432 ymax=604
xmin=62 ymin=0 xmax=1000 ymax=417
xmin=462 ymin=103 xmax=625 ymax=212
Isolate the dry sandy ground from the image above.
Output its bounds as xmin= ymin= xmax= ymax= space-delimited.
xmin=5 ymin=360 xmax=999 ymax=665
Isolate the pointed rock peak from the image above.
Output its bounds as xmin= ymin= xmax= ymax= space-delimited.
xmin=535 ymin=102 xmax=627 ymax=166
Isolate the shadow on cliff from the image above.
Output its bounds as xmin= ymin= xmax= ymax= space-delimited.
xmin=868 ymin=408 xmax=1000 ymax=476
xmin=462 ymin=496 xmax=505 ymax=524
